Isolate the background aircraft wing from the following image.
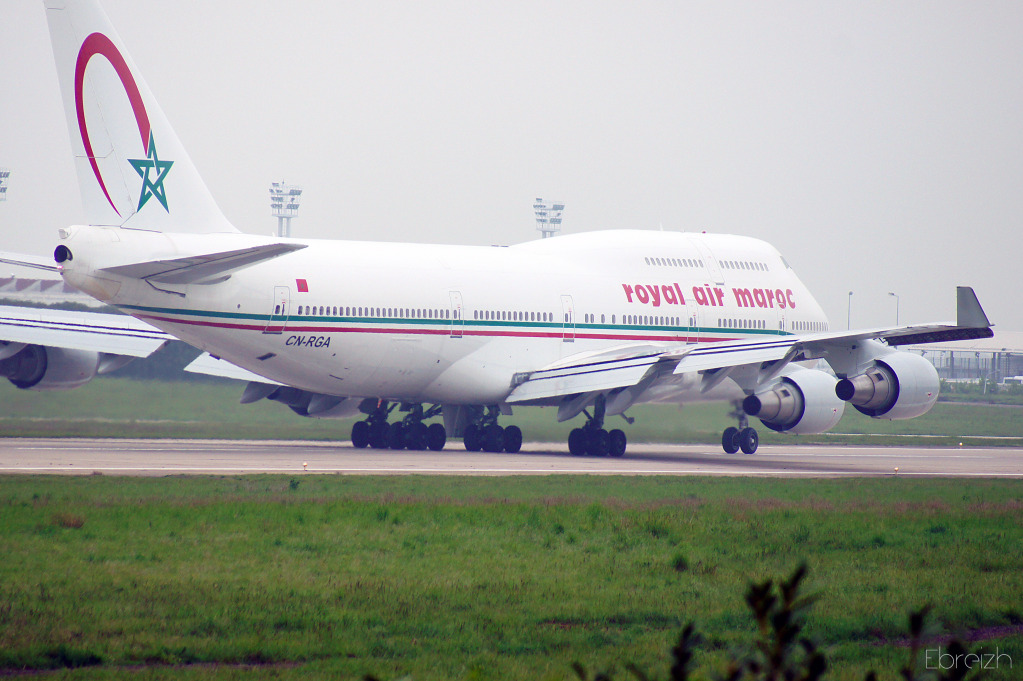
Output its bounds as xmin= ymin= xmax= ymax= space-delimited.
xmin=0 ymin=304 xmax=171 ymax=357
xmin=0 ymin=251 xmax=61 ymax=273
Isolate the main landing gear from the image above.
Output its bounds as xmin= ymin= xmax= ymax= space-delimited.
xmin=721 ymin=401 xmax=758 ymax=454
xmin=567 ymin=395 xmax=627 ymax=457
xmin=463 ymin=406 xmax=522 ymax=454
xmin=350 ymin=400 xmax=447 ymax=451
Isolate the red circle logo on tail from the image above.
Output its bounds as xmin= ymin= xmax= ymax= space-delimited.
xmin=75 ymin=33 xmax=171 ymax=216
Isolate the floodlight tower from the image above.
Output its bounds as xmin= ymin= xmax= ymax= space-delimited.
xmin=269 ymin=181 xmax=303 ymax=237
xmin=0 ymin=168 xmax=10 ymax=203
xmin=533 ymin=197 xmax=564 ymax=238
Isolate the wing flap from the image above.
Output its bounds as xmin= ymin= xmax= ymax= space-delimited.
xmin=507 ymin=343 xmax=670 ymax=403
xmin=668 ymin=338 xmax=803 ymax=375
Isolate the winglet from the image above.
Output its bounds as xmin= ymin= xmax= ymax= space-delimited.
xmin=957 ymin=286 xmax=991 ymax=329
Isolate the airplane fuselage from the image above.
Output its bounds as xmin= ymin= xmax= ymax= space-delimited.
xmin=59 ymin=226 xmax=829 ymax=406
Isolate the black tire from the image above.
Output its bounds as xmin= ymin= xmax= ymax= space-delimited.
xmin=739 ymin=427 xmax=759 ymax=455
xmin=427 ymin=423 xmax=447 ymax=451
xmin=722 ymin=426 xmax=740 ymax=454
xmin=406 ymin=422 xmax=429 ymax=451
xmin=568 ymin=428 xmax=587 ymax=456
xmin=483 ymin=424 xmax=504 ymax=453
xmin=351 ymin=420 xmax=370 ymax=448
xmin=503 ymin=425 xmax=522 ymax=454
xmin=609 ymin=429 xmax=627 ymax=457
xmin=387 ymin=422 xmax=405 ymax=450
xmin=587 ymin=429 xmax=610 ymax=457
xmin=369 ymin=422 xmax=389 ymax=449
xmin=464 ymin=424 xmax=482 ymax=452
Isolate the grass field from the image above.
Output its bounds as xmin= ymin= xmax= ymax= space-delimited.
xmin=1 ymin=475 xmax=1021 ymax=680
xmin=2 ymin=377 xmax=1023 ymax=447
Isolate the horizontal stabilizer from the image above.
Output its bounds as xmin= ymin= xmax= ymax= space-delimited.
xmin=0 ymin=304 xmax=170 ymax=357
xmin=101 ymin=242 xmax=306 ymax=285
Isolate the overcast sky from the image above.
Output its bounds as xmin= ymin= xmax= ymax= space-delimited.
xmin=2 ymin=1 xmax=1021 ymax=331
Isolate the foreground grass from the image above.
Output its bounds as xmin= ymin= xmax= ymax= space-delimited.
xmin=2 ymin=377 xmax=1023 ymax=446
xmin=1 ymin=476 xmax=1021 ymax=679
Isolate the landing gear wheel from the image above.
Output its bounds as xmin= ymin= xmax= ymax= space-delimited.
xmin=608 ymin=429 xmax=627 ymax=458
xmin=503 ymin=425 xmax=522 ymax=454
xmin=739 ymin=427 xmax=759 ymax=455
xmin=369 ymin=422 xmax=389 ymax=449
xmin=483 ymin=424 xmax=505 ymax=453
xmin=351 ymin=420 xmax=370 ymax=448
xmin=568 ymin=428 xmax=587 ymax=456
xmin=405 ymin=422 xmax=428 ymax=451
xmin=427 ymin=423 xmax=447 ymax=451
xmin=722 ymin=426 xmax=740 ymax=454
xmin=387 ymin=422 xmax=405 ymax=450
xmin=587 ymin=429 xmax=610 ymax=457
xmin=463 ymin=424 xmax=482 ymax=452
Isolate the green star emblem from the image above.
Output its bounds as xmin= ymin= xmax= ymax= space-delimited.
xmin=128 ymin=131 xmax=174 ymax=212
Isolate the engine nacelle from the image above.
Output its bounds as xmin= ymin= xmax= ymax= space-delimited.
xmin=0 ymin=344 xmax=100 ymax=391
xmin=743 ymin=368 xmax=845 ymax=434
xmin=256 ymin=385 xmax=360 ymax=419
xmin=835 ymin=351 xmax=939 ymax=420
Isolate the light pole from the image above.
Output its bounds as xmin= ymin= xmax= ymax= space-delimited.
xmin=847 ymin=291 xmax=853 ymax=330
xmin=888 ymin=292 xmax=900 ymax=326
xmin=533 ymin=198 xmax=564 ymax=239
xmin=269 ymin=181 xmax=303 ymax=237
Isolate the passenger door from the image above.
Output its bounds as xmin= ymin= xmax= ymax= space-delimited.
xmin=264 ymin=286 xmax=290 ymax=334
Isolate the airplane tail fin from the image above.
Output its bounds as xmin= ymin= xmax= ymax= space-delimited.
xmin=45 ymin=0 xmax=237 ymax=234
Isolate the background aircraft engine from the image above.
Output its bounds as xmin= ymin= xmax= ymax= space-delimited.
xmin=742 ymin=368 xmax=845 ymax=434
xmin=0 ymin=344 xmax=100 ymax=390
xmin=835 ymin=352 xmax=939 ymax=419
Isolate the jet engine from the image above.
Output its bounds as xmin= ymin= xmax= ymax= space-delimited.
xmin=241 ymin=382 xmax=360 ymax=419
xmin=742 ymin=367 xmax=845 ymax=434
xmin=834 ymin=351 xmax=939 ymax=419
xmin=0 ymin=344 xmax=100 ymax=391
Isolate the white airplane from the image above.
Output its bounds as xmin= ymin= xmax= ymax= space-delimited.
xmin=3 ymin=0 xmax=993 ymax=456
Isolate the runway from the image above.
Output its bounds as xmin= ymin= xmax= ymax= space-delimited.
xmin=0 ymin=438 xmax=1021 ymax=477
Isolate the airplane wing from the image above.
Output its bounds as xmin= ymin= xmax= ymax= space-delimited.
xmin=0 ymin=303 xmax=171 ymax=357
xmin=666 ymin=285 xmax=993 ymax=375
xmin=183 ymin=352 xmax=284 ymax=385
xmin=507 ymin=286 xmax=993 ymax=405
